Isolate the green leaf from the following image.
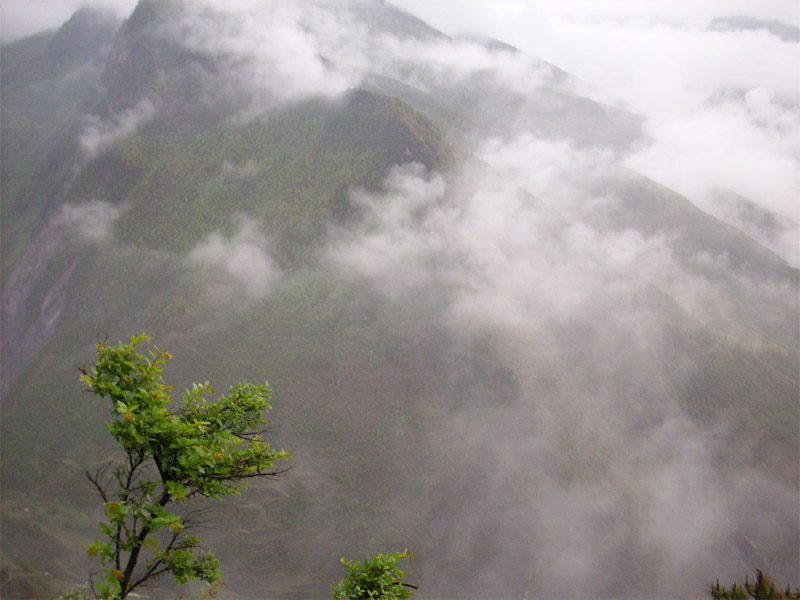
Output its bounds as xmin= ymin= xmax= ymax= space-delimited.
xmin=82 ymin=334 xmax=290 ymax=598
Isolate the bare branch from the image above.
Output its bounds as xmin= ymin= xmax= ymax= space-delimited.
xmin=199 ymin=465 xmax=292 ymax=482
xmin=86 ymin=464 xmax=112 ymax=502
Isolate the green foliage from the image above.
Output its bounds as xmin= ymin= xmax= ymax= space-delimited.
xmin=710 ymin=570 xmax=800 ymax=599
xmin=56 ymin=584 xmax=92 ymax=600
xmin=79 ymin=333 xmax=289 ymax=599
xmin=331 ymin=550 xmax=417 ymax=600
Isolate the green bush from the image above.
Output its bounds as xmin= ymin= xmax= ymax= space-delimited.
xmin=331 ymin=550 xmax=417 ymax=600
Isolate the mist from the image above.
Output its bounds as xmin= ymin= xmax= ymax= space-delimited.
xmin=80 ymin=98 xmax=158 ymax=159
xmin=2 ymin=1 xmax=798 ymax=599
xmin=51 ymin=199 xmax=125 ymax=243
xmin=188 ymin=215 xmax=283 ymax=304
xmin=324 ymin=158 xmax=797 ymax=596
xmin=393 ymin=0 xmax=800 ymax=245
xmin=189 ymin=3 xmax=798 ymax=594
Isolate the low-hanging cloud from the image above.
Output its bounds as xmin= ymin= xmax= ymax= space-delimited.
xmin=624 ymin=90 xmax=800 ymax=234
xmin=388 ymin=1 xmax=799 ymax=254
xmin=325 ymin=160 xmax=798 ymax=595
xmin=188 ymin=215 xmax=281 ymax=304
xmin=374 ymin=35 xmax=557 ymax=99
xmin=537 ymin=16 xmax=800 ymax=260
xmin=477 ymin=132 xmax=800 ymax=331
xmin=170 ymin=1 xmax=356 ymax=118
xmin=50 ymin=199 xmax=125 ymax=243
xmin=79 ymin=98 xmax=158 ymax=159
xmin=328 ymin=158 xmax=754 ymax=338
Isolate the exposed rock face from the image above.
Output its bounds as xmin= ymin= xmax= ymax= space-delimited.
xmin=0 ymin=223 xmax=77 ymax=393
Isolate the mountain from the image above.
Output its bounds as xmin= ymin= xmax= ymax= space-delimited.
xmin=708 ymin=15 xmax=800 ymax=42
xmin=701 ymin=188 xmax=799 ymax=263
xmin=1 ymin=2 xmax=798 ymax=598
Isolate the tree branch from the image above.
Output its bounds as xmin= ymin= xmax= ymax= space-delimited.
xmin=199 ymin=465 xmax=292 ymax=482
xmin=86 ymin=465 xmax=111 ymax=503
xmin=119 ymin=489 xmax=171 ymax=598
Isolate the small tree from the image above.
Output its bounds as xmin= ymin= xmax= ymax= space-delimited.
xmin=710 ymin=569 xmax=800 ymax=599
xmin=78 ymin=334 xmax=289 ymax=599
xmin=331 ymin=550 xmax=417 ymax=600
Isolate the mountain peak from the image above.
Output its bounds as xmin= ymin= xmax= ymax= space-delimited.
xmin=45 ymin=5 xmax=120 ymax=68
xmin=123 ymin=0 xmax=186 ymax=34
xmin=346 ymin=0 xmax=450 ymax=42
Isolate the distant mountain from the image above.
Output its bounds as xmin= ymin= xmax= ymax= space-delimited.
xmin=702 ymin=188 xmax=799 ymax=266
xmin=708 ymin=15 xmax=800 ymax=42
xmin=1 ymin=2 xmax=797 ymax=598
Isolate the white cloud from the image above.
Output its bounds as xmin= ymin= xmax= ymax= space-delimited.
xmin=395 ymin=0 xmax=799 ymax=254
xmin=515 ymin=16 xmax=800 ymax=116
xmin=51 ymin=199 xmax=124 ymax=243
xmin=188 ymin=215 xmax=281 ymax=303
xmin=328 ymin=163 xmax=449 ymax=298
xmin=175 ymin=1 xmax=356 ymax=115
xmin=624 ymin=93 xmax=800 ymax=227
xmin=376 ymin=35 xmax=554 ymax=97
xmin=79 ymin=98 xmax=158 ymax=159
xmin=330 ymin=161 xmax=670 ymax=331
xmin=7 ymin=2 xmax=798 ymax=595
xmin=327 ymin=158 xmax=798 ymax=596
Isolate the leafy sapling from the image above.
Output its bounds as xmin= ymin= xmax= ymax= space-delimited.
xmin=79 ymin=334 xmax=289 ymax=599
xmin=331 ymin=550 xmax=417 ymax=600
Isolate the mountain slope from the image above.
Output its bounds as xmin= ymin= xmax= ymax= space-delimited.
xmin=1 ymin=2 xmax=797 ymax=598
xmin=0 ymin=9 xmax=120 ymax=275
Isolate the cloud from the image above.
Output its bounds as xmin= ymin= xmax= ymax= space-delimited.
xmin=329 ymin=161 xmax=663 ymax=334
xmin=175 ymin=2 xmax=563 ymax=121
xmin=376 ymin=35 xmax=556 ymax=97
xmin=188 ymin=215 xmax=281 ymax=304
xmin=329 ymin=150 xmax=785 ymax=342
xmin=51 ymin=199 xmax=124 ymax=243
xmin=477 ymin=134 xmax=616 ymax=206
xmin=326 ymin=160 xmax=798 ymax=596
xmin=624 ymin=90 xmax=800 ymax=230
xmin=520 ymin=15 xmax=800 ymax=116
xmin=79 ymin=98 xmax=158 ymax=159
xmin=392 ymin=0 xmax=799 ymax=252
xmin=171 ymin=1 xmax=356 ymax=117
xmin=327 ymin=154 xmax=797 ymax=597
xmin=700 ymin=187 xmax=799 ymax=266
xmin=328 ymin=163 xmax=448 ymax=299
